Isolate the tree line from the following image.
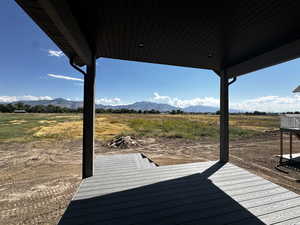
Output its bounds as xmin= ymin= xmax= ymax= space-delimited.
xmin=0 ymin=102 xmax=299 ymax=115
xmin=0 ymin=103 xmax=161 ymax=114
xmin=0 ymin=103 xmax=78 ymax=113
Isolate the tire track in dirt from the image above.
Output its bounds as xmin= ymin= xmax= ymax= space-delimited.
xmin=0 ymin=140 xmax=81 ymax=225
xmin=1 ymin=182 xmax=78 ymax=210
xmin=1 ymin=192 xmax=74 ymax=224
xmin=0 ymin=179 xmax=79 ymax=225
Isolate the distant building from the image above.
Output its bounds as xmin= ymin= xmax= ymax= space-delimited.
xmin=13 ymin=109 xmax=26 ymax=113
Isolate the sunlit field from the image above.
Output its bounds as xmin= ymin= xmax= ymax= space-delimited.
xmin=0 ymin=113 xmax=279 ymax=143
xmin=3 ymin=113 xmax=300 ymax=225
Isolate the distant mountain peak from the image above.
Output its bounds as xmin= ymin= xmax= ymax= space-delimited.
xmin=7 ymin=98 xmax=240 ymax=112
xmin=107 ymin=101 xmax=179 ymax=112
xmin=53 ymin=98 xmax=68 ymax=101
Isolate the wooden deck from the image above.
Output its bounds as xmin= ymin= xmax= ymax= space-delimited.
xmin=58 ymin=153 xmax=300 ymax=225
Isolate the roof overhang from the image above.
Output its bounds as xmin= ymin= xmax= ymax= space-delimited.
xmin=15 ymin=0 xmax=300 ymax=77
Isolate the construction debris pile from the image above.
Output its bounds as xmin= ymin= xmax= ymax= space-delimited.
xmin=108 ymin=136 xmax=139 ymax=149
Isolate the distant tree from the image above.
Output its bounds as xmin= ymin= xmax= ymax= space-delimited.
xmin=46 ymin=104 xmax=55 ymax=113
xmin=15 ymin=102 xmax=24 ymax=110
xmin=253 ymin=111 xmax=266 ymax=115
xmin=24 ymin=104 xmax=31 ymax=112
xmin=6 ymin=104 xmax=16 ymax=113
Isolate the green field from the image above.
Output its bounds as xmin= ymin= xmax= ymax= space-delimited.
xmin=0 ymin=113 xmax=279 ymax=143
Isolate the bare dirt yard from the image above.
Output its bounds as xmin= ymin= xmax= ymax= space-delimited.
xmin=1 ymin=113 xmax=300 ymax=225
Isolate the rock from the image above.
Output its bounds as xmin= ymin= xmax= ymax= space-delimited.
xmin=108 ymin=136 xmax=138 ymax=149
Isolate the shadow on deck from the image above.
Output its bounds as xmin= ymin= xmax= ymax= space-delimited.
xmin=58 ymin=162 xmax=269 ymax=225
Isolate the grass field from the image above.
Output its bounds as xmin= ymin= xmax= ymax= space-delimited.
xmin=3 ymin=113 xmax=300 ymax=225
xmin=0 ymin=113 xmax=279 ymax=143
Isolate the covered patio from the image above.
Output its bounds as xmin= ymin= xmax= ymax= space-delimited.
xmin=58 ymin=153 xmax=300 ymax=225
xmin=15 ymin=1 xmax=300 ymax=224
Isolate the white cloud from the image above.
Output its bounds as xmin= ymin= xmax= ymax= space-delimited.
xmin=48 ymin=74 xmax=83 ymax=82
xmin=95 ymin=98 xmax=121 ymax=105
xmin=48 ymin=49 xmax=64 ymax=57
xmin=0 ymin=95 xmax=123 ymax=106
xmin=152 ymin=92 xmax=300 ymax=112
xmin=0 ymin=95 xmax=53 ymax=103
xmin=231 ymin=95 xmax=300 ymax=112
xmin=153 ymin=92 xmax=219 ymax=108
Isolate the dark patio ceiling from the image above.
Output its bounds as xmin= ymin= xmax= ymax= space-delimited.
xmin=16 ymin=0 xmax=300 ymax=77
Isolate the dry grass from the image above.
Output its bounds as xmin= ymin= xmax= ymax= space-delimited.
xmin=33 ymin=117 xmax=131 ymax=141
xmin=94 ymin=117 xmax=131 ymax=140
xmin=34 ymin=121 xmax=83 ymax=139
xmin=0 ymin=113 xmax=279 ymax=143
xmin=104 ymin=114 xmax=279 ymax=140
xmin=9 ymin=119 xmax=27 ymax=125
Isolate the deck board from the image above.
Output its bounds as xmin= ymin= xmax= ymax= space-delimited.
xmin=58 ymin=154 xmax=300 ymax=225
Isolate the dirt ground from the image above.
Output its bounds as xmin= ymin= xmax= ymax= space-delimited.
xmin=1 ymin=132 xmax=300 ymax=225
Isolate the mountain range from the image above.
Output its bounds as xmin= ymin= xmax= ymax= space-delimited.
xmin=3 ymin=98 xmax=241 ymax=113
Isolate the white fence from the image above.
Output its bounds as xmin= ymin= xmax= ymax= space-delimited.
xmin=280 ymin=114 xmax=300 ymax=129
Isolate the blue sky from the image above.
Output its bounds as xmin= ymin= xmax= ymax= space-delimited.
xmin=1 ymin=1 xmax=300 ymax=112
